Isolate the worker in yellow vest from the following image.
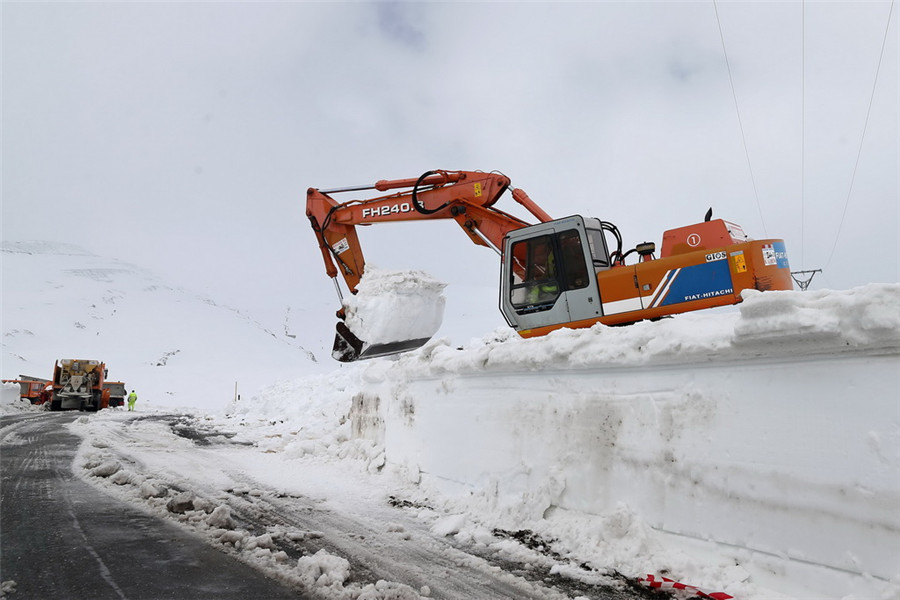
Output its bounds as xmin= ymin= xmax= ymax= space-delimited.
xmin=127 ymin=390 xmax=137 ymax=411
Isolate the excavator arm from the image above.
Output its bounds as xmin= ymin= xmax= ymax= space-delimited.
xmin=306 ymin=169 xmax=553 ymax=361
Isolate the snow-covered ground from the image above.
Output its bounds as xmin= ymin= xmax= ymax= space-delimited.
xmin=3 ymin=243 xmax=899 ymax=599
xmin=217 ymin=283 xmax=900 ymax=600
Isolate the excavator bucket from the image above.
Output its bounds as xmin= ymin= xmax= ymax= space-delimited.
xmin=329 ymin=268 xmax=447 ymax=363
xmin=332 ymin=322 xmax=432 ymax=363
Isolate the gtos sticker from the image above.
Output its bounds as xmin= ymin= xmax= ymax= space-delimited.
xmin=731 ymin=251 xmax=747 ymax=273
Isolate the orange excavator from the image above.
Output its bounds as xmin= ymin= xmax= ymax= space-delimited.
xmin=307 ymin=169 xmax=793 ymax=362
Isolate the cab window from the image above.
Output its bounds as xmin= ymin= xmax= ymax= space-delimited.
xmin=509 ymin=229 xmax=590 ymax=310
xmin=559 ymin=230 xmax=589 ymax=290
xmin=586 ymin=228 xmax=611 ymax=269
xmin=510 ymin=235 xmax=560 ymax=308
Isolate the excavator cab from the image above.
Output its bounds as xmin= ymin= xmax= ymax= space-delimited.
xmin=501 ymin=216 xmax=605 ymax=333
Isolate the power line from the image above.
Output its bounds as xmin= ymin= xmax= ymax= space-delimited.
xmin=824 ymin=0 xmax=896 ymax=270
xmin=713 ymin=0 xmax=767 ymax=237
xmin=801 ymin=0 xmax=806 ymax=270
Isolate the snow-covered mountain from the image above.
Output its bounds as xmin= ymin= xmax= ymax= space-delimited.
xmin=1 ymin=241 xmax=324 ymax=411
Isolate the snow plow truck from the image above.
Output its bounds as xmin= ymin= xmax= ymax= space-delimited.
xmin=49 ymin=359 xmax=110 ymax=411
xmin=307 ymin=169 xmax=794 ymax=362
xmin=4 ymin=364 xmax=125 ymax=410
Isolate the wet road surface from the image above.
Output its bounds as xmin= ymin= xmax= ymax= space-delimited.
xmin=0 ymin=412 xmax=307 ymax=599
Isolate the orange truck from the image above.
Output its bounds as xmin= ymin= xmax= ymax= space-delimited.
xmin=103 ymin=381 xmax=127 ymax=408
xmin=2 ymin=376 xmax=51 ymax=404
xmin=307 ymin=169 xmax=793 ymax=361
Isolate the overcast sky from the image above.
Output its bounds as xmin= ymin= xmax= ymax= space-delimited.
xmin=3 ymin=1 xmax=898 ymax=344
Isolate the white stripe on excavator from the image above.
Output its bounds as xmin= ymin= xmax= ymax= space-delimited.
xmin=602 ymin=268 xmax=683 ymax=315
xmin=647 ymin=268 xmax=674 ymax=307
xmin=649 ymin=268 xmax=680 ymax=308
xmin=602 ymin=296 xmax=644 ymax=315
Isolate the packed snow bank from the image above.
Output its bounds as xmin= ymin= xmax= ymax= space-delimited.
xmin=1 ymin=382 xmax=36 ymax=413
xmin=342 ymin=267 xmax=446 ymax=346
xmin=226 ymin=372 xmax=384 ymax=470
xmin=228 ymin=283 xmax=900 ymax=600
xmin=2 ymin=382 xmax=20 ymax=405
xmin=379 ymin=353 xmax=898 ymax=599
xmin=393 ymin=283 xmax=900 ymax=373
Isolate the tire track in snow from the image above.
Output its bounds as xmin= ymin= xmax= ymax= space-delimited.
xmin=73 ymin=413 xmax=646 ymax=599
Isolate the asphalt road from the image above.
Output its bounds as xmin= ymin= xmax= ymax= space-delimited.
xmin=0 ymin=412 xmax=306 ymax=599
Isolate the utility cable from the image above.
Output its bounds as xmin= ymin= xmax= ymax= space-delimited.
xmin=801 ymin=0 xmax=806 ymax=270
xmin=713 ymin=0 xmax=767 ymax=236
xmin=824 ymin=0 xmax=896 ymax=270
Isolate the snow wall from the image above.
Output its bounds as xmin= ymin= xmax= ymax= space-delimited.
xmin=1 ymin=382 xmax=24 ymax=408
xmin=351 ymin=285 xmax=900 ymax=598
